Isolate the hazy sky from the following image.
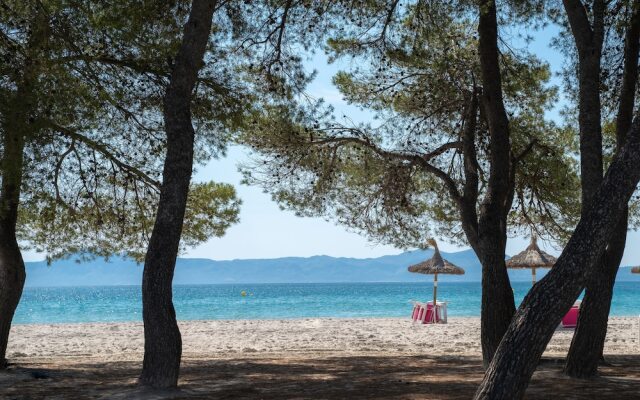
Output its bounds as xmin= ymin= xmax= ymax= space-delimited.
xmin=23 ymin=22 xmax=640 ymax=265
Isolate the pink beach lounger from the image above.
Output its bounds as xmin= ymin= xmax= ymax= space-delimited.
xmin=561 ymin=301 xmax=581 ymax=329
xmin=411 ymin=301 xmax=422 ymax=321
xmin=423 ymin=303 xmax=438 ymax=324
xmin=410 ymin=301 xmax=447 ymax=324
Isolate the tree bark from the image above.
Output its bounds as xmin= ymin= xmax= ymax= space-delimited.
xmin=564 ymin=1 xmax=640 ymax=378
xmin=139 ymin=0 xmax=217 ymax=388
xmin=564 ymin=214 xmax=626 ymax=378
xmin=475 ymin=0 xmax=516 ymax=367
xmin=0 ymin=9 xmax=47 ymax=368
xmin=563 ymin=0 xmax=605 ymax=211
xmin=473 ymin=116 xmax=640 ymax=399
xmin=0 ymin=129 xmax=27 ymax=369
xmin=477 ymin=238 xmax=515 ymax=369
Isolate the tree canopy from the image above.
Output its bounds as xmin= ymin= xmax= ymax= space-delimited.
xmin=1 ymin=0 xmax=247 ymax=262
xmin=241 ymin=1 xmax=579 ymax=250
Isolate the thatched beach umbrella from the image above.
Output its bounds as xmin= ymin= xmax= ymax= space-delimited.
xmin=506 ymin=235 xmax=556 ymax=285
xmin=408 ymin=239 xmax=465 ymax=307
xmin=631 ymin=266 xmax=640 ymax=274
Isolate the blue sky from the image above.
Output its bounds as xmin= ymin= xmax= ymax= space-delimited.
xmin=22 ymin=23 xmax=640 ymax=266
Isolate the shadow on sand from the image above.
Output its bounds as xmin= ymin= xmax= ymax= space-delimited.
xmin=1 ymin=354 xmax=639 ymax=399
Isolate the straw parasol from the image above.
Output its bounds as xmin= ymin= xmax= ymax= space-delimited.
xmin=506 ymin=235 xmax=556 ymax=285
xmin=631 ymin=266 xmax=640 ymax=274
xmin=408 ymin=239 xmax=465 ymax=307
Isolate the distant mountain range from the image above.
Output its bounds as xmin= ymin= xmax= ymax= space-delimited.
xmin=24 ymin=249 xmax=640 ymax=287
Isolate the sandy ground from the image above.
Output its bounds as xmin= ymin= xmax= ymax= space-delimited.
xmin=2 ymin=317 xmax=640 ymax=399
xmin=6 ymin=317 xmax=640 ymax=360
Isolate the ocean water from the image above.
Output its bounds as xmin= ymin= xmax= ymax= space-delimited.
xmin=13 ymin=281 xmax=640 ymax=324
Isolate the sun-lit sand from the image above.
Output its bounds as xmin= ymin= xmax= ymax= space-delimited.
xmin=7 ymin=317 xmax=640 ymax=360
xmin=2 ymin=317 xmax=640 ymax=399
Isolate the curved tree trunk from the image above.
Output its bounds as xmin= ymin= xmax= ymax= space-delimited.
xmin=0 ymin=11 xmax=45 ymax=365
xmin=139 ymin=0 xmax=217 ymax=388
xmin=564 ymin=215 xmax=626 ymax=378
xmin=0 ymin=241 xmax=25 ymax=370
xmin=459 ymin=90 xmax=515 ymax=366
xmin=478 ymin=244 xmax=515 ymax=368
xmin=475 ymin=0 xmax=516 ymax=367
xmin=0 ymin=129 xmax=27 ymax=369
xmin=473 ymin=116 xmax=640 ymax=399
xmin=475 ymin=193 xmax=515 ymax=368
xmin=564 ymin=0 xmax=639 ymax=378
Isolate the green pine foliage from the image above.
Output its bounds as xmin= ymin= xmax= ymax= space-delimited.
xmin=1 ymin=0 xmax=247 ymax=262
xmin=241 ymin=1 xmax=580 ymax=249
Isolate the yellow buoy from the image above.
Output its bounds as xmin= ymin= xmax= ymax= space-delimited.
xmin=240 ymin=290 xmax=247 ymax=297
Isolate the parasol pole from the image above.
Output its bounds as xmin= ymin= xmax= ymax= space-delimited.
xmin=428 ymin=238 xmax=439 ymax=312
xmin=531 ymin=267 xmax=536 ymax=285
xmin=529 ymin=232 xmax=538 ymax=285
xmin=433 ymin=270 xmax=438 ymax=306
xmin=433 ymin=270 xmax=438 ymax=323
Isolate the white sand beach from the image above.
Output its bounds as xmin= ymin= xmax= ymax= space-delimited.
xmin=7 ymin=317 xmax=640 ymax=362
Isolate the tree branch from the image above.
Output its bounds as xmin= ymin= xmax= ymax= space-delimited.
xmin=53 ymin=139 xmax=75 ymax=205
xmin=513 ymin=138 xmax=538 ymax=165
xmin=47 ymin=122 xmax=161 ymax=191
xmin=477 ymin=0 xmax=513 ymax=223
xmin=616 ymin=0 xmax=640 ymax=147
xmin=310 ymin=133 xmax=463 ymax=202
xmin=562 ymin=0 xmax=594 ymax=55
xmin=273 ymin=0 xmax=293 ymax=66
xmin=461 ymin=90 xmax=480 ymax=246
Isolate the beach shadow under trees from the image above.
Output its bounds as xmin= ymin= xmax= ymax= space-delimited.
xmin=1 ymin=354 xmax=639 ymax=399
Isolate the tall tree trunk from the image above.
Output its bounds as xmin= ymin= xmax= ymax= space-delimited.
xmin=477 ymin=239 xmax=515 ymax=369
xmin=473 ymin=116 xmax=640 ymax=399
xmin=0 ymin=129 xmax=27 ymax=369
xmin=0 ymin=9 xmax=46 ymax=367
xmin=564 ymin=0 xmax=640 ymax=378
xmin=568 ymin=0 xmax=605 ymax=210
xmin=459 ymin=90 xmax=515 ymax=366
xmin=476 ymin=0 xmax=516 ymax=367
xmin=564 ymin=215 xmax=626 ymax=378
xmin=139 ymin=0 xmax=217 ymax=388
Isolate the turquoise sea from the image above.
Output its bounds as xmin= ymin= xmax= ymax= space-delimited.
xmin=13 ymin=281 xmax=640 ymax=324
